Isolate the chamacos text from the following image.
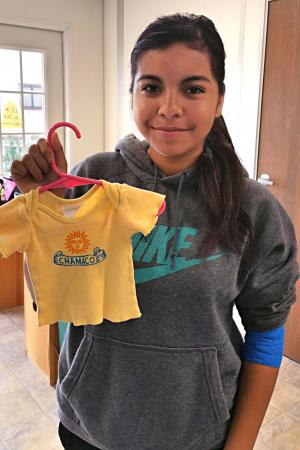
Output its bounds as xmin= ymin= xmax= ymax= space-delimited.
xmin=53 ymin=247 xmax=106 ymax=266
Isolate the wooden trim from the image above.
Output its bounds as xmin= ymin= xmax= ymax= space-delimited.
xmin=49 ymin=323 xmax=59 ymax=386
xmin=0 ymin=252 xmax=24 ymax=309
xmin=24 ymin=276 xmax=59 ymax=385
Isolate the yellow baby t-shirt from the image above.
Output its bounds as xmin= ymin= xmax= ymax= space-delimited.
xmin=0 ymin=180 xmax=165 ymax=326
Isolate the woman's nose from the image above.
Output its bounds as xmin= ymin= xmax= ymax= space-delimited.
xmin=158 ymin=92 xmax=183 ymax=119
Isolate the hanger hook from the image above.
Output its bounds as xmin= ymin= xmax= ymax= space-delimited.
xmin=47 ymin=121 xmax=81 ymax=148
xmin=47 ymin=121 xmax=81 ymax=175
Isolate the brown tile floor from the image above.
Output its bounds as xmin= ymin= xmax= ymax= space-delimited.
xmin=0 ymin=306 xmax=300 ymax=450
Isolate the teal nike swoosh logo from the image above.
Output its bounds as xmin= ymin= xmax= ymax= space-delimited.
xmin=134 ymin=253 xmax=223 ymax=284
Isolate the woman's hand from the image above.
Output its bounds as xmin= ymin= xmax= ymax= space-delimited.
xmin=10 ymin=132 xmax=67 ymax=194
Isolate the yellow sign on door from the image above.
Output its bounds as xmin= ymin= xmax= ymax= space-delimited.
xmin=2 ymin=101 xmax=23 ymax=129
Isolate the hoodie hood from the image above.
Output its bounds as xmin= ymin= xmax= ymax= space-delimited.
xmin=115 ymin=134 xmax=249 ymax=188
xmin=114 ymin=134 xmax=250 ymax=270
xmin=115 ymin=134 xmax=200 ymax=188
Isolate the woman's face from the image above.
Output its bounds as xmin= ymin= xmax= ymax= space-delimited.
xmin=132 ymin=42 xmax=224 ymax=175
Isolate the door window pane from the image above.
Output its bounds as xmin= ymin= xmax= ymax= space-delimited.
xmin=22 ymin=51 xmax=44 ymax=92
xmin=24 ymin=93 xmax=33 ymax=108
xmin=2 ymin=135 xmax=23 ymax=173
xmin=0 ymin=49 xmax=21 ymax=91
xmin=0 ymin=93 xmax=23 ymax=133
xmin=33 ymin=95 xmax=43 ymax=108
xmin=24 ymin=94 xmax=45 ymax=133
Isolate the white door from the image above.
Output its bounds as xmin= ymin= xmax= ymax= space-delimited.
xmin=0 ymin=24 xmax=64 ymax=174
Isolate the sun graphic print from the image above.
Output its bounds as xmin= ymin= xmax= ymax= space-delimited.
xmin=65 ymin=231 xmax=90 ymax=255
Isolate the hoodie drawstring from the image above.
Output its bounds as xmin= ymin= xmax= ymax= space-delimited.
xmin=152 ymin=165 xmax=158 ymax=192
xmin=144 ymin=165 xmax=159 ymax=243
xmin=145 ymin=166 xmax=187 ymax=270
xmin=171 ymin=172 xmax=187 ymax=271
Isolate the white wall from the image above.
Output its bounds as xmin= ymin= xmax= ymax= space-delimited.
xmin=0 ymin=0 xmax=103 ymax=168
xmin=240 ymin=0 xmax=268 ymax=179
xmin=104 ymin=0 xmax=267 ymax=180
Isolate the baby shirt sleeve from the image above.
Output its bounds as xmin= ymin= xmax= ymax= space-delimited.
xmin=0 ymin=194 xmax=32 ymax=258
xmin=118 ymin=184 xmax=165 ymax=237
xmin=235 ymin=192 xmax=299 ymax=332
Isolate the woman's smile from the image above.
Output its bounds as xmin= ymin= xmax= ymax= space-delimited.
xmin=150 ymin=126 xmax=191 ymax=138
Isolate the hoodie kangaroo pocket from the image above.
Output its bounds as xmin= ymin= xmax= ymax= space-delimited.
xmin=60 ymin=332 xmax=230 ymax=450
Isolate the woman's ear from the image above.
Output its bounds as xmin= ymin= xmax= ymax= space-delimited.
xmin=215 ymin=94 xmax=224 ymax=118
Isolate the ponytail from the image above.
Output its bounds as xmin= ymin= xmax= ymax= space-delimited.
xmin=198 ymin=116 xmax=252 ymax=253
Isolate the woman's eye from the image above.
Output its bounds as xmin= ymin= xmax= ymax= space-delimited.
xmin=185 ymin=86 xmax=205 ymax=95
xmin=141 ymin=84 xmax=160 ymax=94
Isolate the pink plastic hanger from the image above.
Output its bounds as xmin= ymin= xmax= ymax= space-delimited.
xmin=39 ymin=121 xmax=166 ymax=216
xmin=39 ymin=121 xmax=102 ymax=193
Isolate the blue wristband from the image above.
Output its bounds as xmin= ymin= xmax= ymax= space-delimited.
xmin=242 ymin=326 xmax=284 ymax=368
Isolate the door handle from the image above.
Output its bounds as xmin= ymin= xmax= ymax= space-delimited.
xmin=257 ymin=173 xmax=274 ymax=186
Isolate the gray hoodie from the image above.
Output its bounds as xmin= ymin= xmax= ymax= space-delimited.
xmin=56 ymin=135 xmax=298 ymax=450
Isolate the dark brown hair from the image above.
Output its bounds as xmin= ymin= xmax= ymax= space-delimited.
xmin=129 ymin=13 xmax=252 ymax=253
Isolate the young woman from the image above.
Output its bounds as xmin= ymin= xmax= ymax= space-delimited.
xmin=11 ymin=13 xmax=298 ymax=450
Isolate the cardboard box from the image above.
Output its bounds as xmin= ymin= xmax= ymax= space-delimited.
xmin=0 ymin=252 xmax=24 ymax=309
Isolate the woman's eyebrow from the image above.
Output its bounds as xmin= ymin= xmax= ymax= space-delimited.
xmin=136 ymin=75 xmax=162 ymax=83
xmin=182 ymin=75 xmax=211 ymax=84
xmin=136 ymin=74 xmax=211 ymax=84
